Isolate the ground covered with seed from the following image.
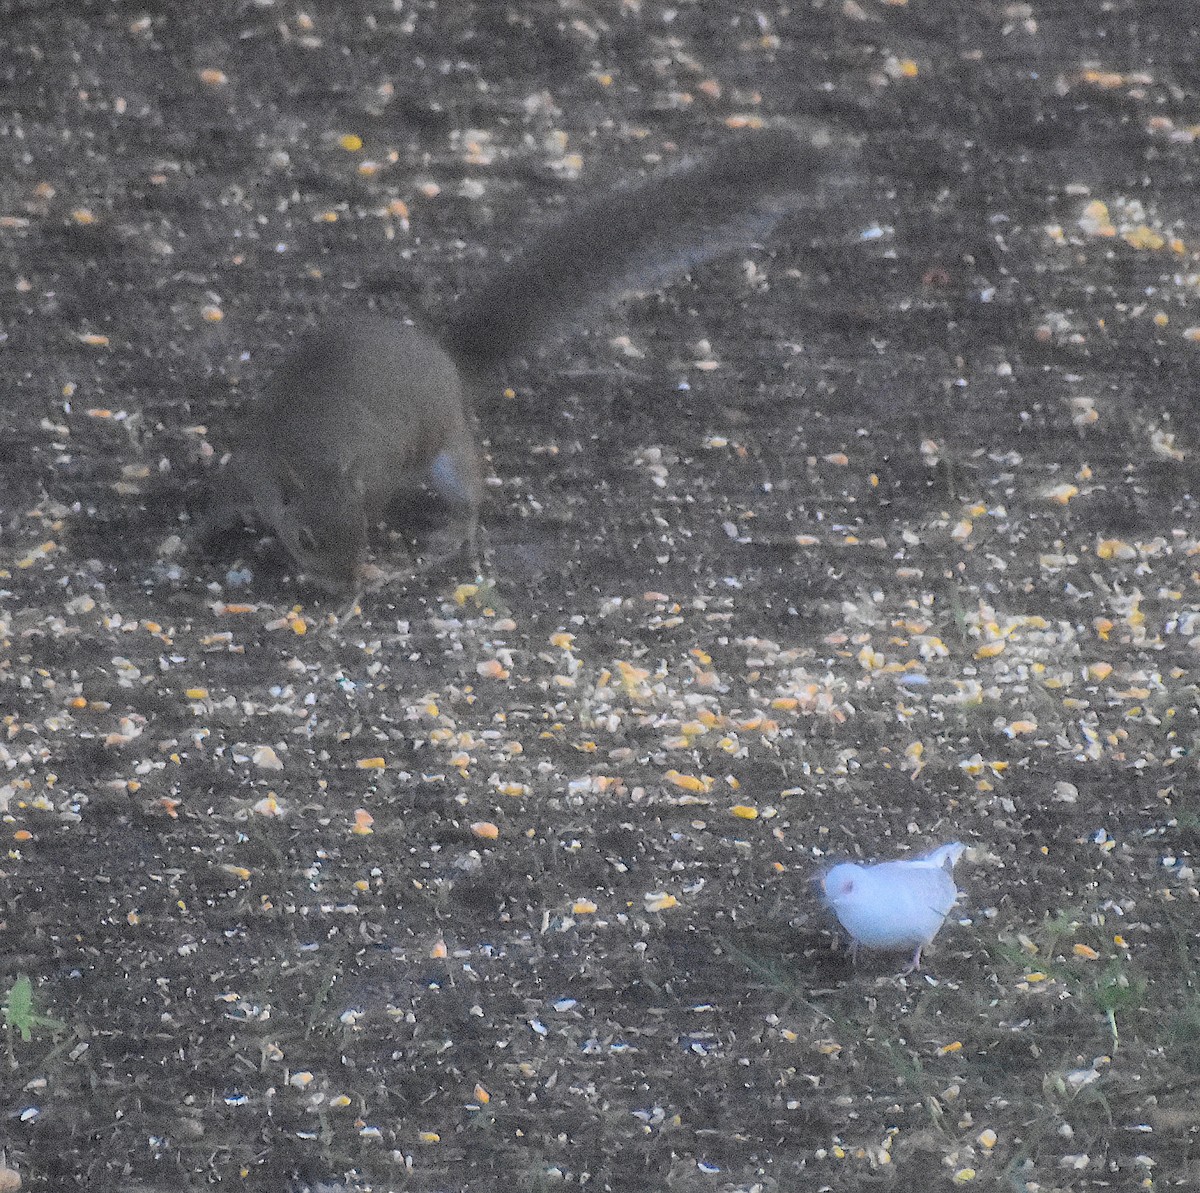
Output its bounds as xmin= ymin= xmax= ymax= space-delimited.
xmin=1 ymin=2 xmax=1199 ymax=1190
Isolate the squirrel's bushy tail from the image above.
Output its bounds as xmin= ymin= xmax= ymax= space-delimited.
xmin=443 ymin=125 xmax=858 ymax=375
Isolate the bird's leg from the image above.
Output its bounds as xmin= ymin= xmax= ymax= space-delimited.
xmin=849 ymin=939 xmax=860 ymax=966
xmin=900 ymin=945 xmax=923 ymax=975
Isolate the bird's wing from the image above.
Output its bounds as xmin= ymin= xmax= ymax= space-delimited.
xmin=913 ymin=864 xmax=959 ymax=918
xmin=876 ymin=861 xmax=959 ymax=919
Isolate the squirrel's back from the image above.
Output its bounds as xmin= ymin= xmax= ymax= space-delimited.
xmin=442 ymin=124 xmax=857 ymax=376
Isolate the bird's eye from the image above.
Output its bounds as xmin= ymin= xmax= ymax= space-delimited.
xmin=840 ymin=879 xmax=855 ymax=895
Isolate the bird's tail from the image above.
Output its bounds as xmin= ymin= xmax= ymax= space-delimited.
xmin=919 ymin=842 xmax=967 ymax=871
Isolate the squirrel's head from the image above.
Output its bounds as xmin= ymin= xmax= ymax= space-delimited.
xmin=246 ymin=455 xmax=369 ymax=590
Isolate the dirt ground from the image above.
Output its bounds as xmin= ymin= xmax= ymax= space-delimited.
xmin=1 ymin=1 xmax=1198 ymax=1190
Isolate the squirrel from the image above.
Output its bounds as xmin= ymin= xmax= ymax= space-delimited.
xmin=206 ymin=125 xmax=858 ymax=589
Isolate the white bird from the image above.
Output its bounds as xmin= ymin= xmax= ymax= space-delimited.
xmin=822 ymin=842 xmax=966 ymax=972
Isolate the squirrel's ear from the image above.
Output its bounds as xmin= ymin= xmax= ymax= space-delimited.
xmin=337 ymin=456 xmax=368 ymax=497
